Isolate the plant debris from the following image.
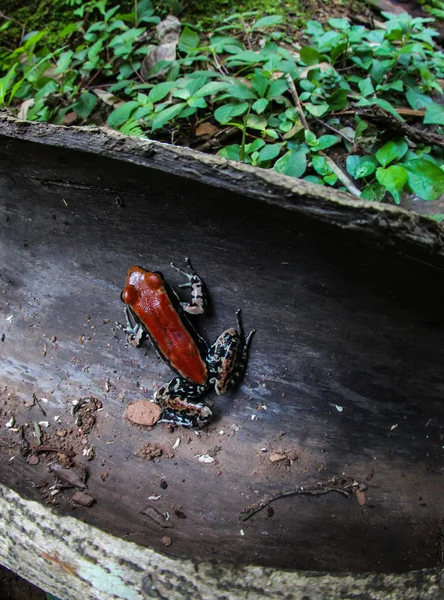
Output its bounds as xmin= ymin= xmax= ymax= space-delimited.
xmin=141 ymin=505 xmax=174 ymax=529
xmin=71 ymin=491 xmax=95 ymax=507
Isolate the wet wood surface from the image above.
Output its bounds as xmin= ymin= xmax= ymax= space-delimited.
xmin=0 ymin=119 xmax=444 ymax=575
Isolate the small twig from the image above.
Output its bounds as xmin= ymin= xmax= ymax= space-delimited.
xmin=285 ymin=74 xmax=309 ymax=130
xmin=313 ymin=115 xmax=354 ymax=145
xmin=240 ymin=485 xmax=350 ymax=521
xmin=30 ymin=392 xmax=46 ymax=416
xmin=240 ymin=17 xmax=253 ymax=51
xmin=130 ymin=62 xmax=145 ymax=83
xmin=34 ymin=446 xmax=76 ymax=458
xmin=319 ymin=150 xmax=362 ymax=197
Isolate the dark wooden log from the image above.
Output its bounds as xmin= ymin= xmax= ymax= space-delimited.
xmin=0 ymin=113 xmax=444 ymax=597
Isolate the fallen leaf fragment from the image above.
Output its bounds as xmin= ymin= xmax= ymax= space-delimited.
xmin=269 ymin=453 xmax=287 ymax=463
xmin=126 ymin=400 xmax=162 ymax=427
xmin=71 ymin=491 xmax=95 ymax=507
xmin=355 ymin=489 xmax=367 ymax=506
xmin=195 ymin=122 xmax=219 ymax=137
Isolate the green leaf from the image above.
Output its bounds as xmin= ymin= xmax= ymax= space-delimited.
xmin=151 ymin=102 xmax=187 ymax=130
xmin=258 ymin=142 xmax=284 ymax=162
xmin=346 ymin=155 xmax=362 ymax=178
xmin=251 ymin=15 xmax=283 ymax=30
xmin=108 ymin=101 xmax=139 ymax=128
xmin=304 ymin=102 xmax=329 ymax=117
xmin=274 ymin=149 xmax=307 ymax=178
xmin=406 ymin=88 xmax=433 ymax=110
xmin=355 ymin=161 xmax=377 ymax=179
xmin=393 ymin=139 xmax=408 ymax=160
xmin=148 ymin=82 xmax=176 ymax=103
xmin=246 ymin=114 xmax=268 ymax=130
xmin=304 ymin=130 xmax=318 ymax=147
xmin=403 ymin=159 xmax=444 ymax=201
xmin=218 ymin=144 xmax=241 ymax=161
xmin=317 ymin=135 xmax=339 ymax=150
xmin=54 ymin=50 xmax=74 ymax=74
xmin=34 ymin=80 xmax=59 ymax=102
xmin=376 ymin=165 xmax=408 ymax=204
xmin=312 ymin=155 xmax=331 ymax=177
xmin=324 ymin=173 xmax=338 ymax=185
xmin=329 ymin=17 xmax=350 ymax=30
xmin=72 ymin=91 xmax=97 ymax=120
xmin=227 ymin=83 xmax=257 ymax=100
xmin=358 ymin=77 xmax=375 ymax=97
xmin=252 ymin=98 xmax=268 ymax=114
xmin=214 ymin=102 xmax=249 ymax=123
xmin=424 ymin=103 xmax=444 ymax=125
xmin=178 ymin=27 xmax=200 ymax=53
xmin=194 ymin=81 xmax=229 ymax=97
xmin=266 ymin=78 xmax=288 ymax=99
xmin=300 ymin=46 xmax=320 ymax=66
xmin=375 ymin=141 xmax=399 ymax=167
xmin=430 ymin=214 xmax=444 ymax=223
xmin=328 ymin=89 xmax=348 ymax=111
xmin=251 ymin=71 xmax=269 ymax=97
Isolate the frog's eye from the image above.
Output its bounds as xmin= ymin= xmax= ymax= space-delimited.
xmin=153 ymin=271 xmax=164 ymax=279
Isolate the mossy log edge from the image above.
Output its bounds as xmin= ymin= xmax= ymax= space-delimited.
xmin=1 ymin=111 xmax=444 ymax=269
xmin=0 ymin=484 xmax=443 ymax=600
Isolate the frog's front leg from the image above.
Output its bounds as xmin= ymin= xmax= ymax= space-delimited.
xmin=170 ymin=257 xmax=207 ymax=315
xmin=154 ymin=377 xmax=212 ymax=428
xmin=208 ymin=310 xmax=255 ymax=396
xmin=116 ymin=306 xmax=146 ymax=348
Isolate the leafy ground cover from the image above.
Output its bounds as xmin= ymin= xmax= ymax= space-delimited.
xmin=1 ymin=0 xmax=444 ymax=216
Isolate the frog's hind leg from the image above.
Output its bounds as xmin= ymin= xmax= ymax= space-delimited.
xmin=232 ymin=309 xmax=256 ymax=388
xmin=154 ymin=377 xmax=212 ymax=428
xmin=170 ymin=257 xmax=207 ymax=315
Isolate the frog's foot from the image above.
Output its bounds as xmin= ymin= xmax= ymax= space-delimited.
xmin=115 ymin=306 xmax=146 ymax=347
xmin=154 ymin=381 xmax=212 ymax=428
xmin=170 ymin=257 xmax=207 ymax=315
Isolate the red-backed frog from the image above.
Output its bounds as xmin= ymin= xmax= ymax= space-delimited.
xmin=119 ymin=258 xmax=255 ymax=427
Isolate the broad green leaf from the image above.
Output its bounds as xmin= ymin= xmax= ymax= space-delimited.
xmin=72 ymin=91 xmax=97 ymax=120
xmin=355 ymin=161 xmax=377 ymax=179
xmin=403 ymin=159 xmax=444 ymax=201
xmin=214 ymin=102 xmax=249 ymax=123
xmin=245 ymin=139 xmax=265 ymax=154
xmin=317 ymin=135 xmax=339 ymax=150
xmin=188 ymin=97 xmax=207 ymax=108
xmin=178 ymin=27 xmax=200 ymax=52
xmin=54 ymin=50 xmax=74 ymax=74
xmin=312 ymin=155 xmax=331 ymax=177
xmin=376 ymin=165 xmax=408 ymax=204
xmin=194 ymin=81 xmax=229 ymax=97
xmin=430 ymin=214 xmax=444 ymax=223
xmin=274 ymin=149 xmax=307 ymax=178
xmin=346 ymin=155 xmax=362 ymax=178
xmin=424 ymin=103 xmax=444 ymax=125
xmin=247 ymin=114 xmax=268 ymax=130
xmin=324 ymin=173 xmax=338 ymax=185
xmin=358 ymin=78 xmax=375 ymax=97
xmin=227 ymin=83 xmax=257 ymax=100
xmin=148 ymin=82 xmax=176 ymax=103
xmin=304 ymin=130 xmax=318 ymax=147
xmin=329 ymin=17 xmax=350 ymax=30
xmin=252 ymin=98 xmax=268 ymax=114
xmin=328 ymin=89 xmax=348 ymax=111
xmin=406 ymin=88 xmax=432 ymax=110
xmin=251 ymin=15 xmax=283 ymax=30
xmin=151 ymin=102 xmax=187 ymax=130
xmin=218 ymin=144 xmax=241 ymax=161
xmin=258 ymin=142 xmax=284 ymax=162
xmin=34 ymin=80 xmax=59 ymax=102
xmin=304 ymin=102 xmax=329 ymax=117
xmin=375 ymin=141 xmax=399 ymax=167
xmin=251 ymin=72 xmax=269 ymax=97
xmin=266 ymin=78 xmax=288 ymax=99
xmin=108 ymin=101 xmax=139 ymax=128
xmin=300 ymin=46 xmax=319 ymax=66
xmin=393 ymin=139 xmax=408 ymax=160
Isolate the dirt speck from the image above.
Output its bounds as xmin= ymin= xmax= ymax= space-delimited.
xmin=161 ymin=535 xmax=172 ymax=547
xmin=71 ymin=491 xmax=95 ymax=507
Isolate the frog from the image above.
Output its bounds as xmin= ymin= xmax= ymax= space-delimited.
xmin=118 ymin=258 xmax=255 ymax=427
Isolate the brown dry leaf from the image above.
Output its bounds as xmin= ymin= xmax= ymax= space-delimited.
xmin=63 ymin=112 xmax=78 ymax=126
xmin=93 ymin=88 xmax=123 ymax=108
xmin=195 ymin=122 xmax=220 ymax=137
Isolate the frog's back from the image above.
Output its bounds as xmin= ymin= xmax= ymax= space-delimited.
xmin=122 ymin=266 xmax=208 ymax=385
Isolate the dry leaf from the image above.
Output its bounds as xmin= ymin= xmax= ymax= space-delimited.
xmin=195 ymin=122 xmax=219 ymax=137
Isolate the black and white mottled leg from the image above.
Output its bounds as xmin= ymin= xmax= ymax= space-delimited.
xmin=115 ymin=306 xmax=146 ymax=347
xmin=153 ymin=377 xmax=212 ymax=428
xmin=207 ymin=309 xmax=255 ymax=395
xmin=170 ymin=257 xmax=207 ymax=315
